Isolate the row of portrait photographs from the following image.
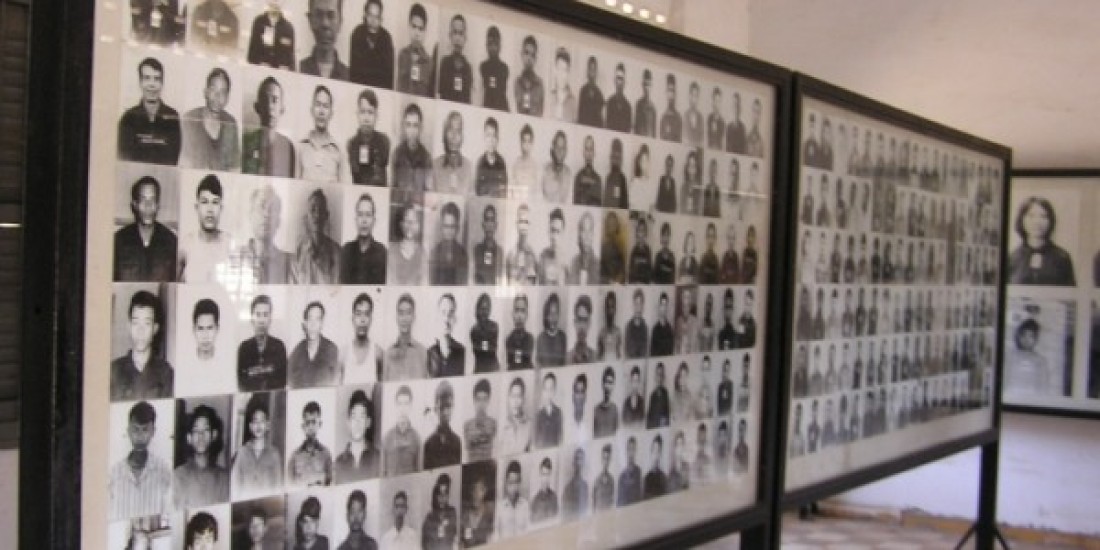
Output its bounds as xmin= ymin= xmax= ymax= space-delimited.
xmin=794 ymin=284 xmax=998 ymax=343
xmin=795 ymin=227 xmax=1000 ymax=289
xmin=120 ymin=0 xmax=770 ymax=155
xmin=788 ymin=371 xmax=980 ymax=458
xmin=111 ymin=405 xmax=753 ymax=550
xmin=112 ymin=168 xmax=767 ymax=287
xmin=801 ymin=109 xmax=1002 ymax=203
xmin=791 ymin=327 xmax=997 ymax=401
xmin=109 ymin=281 xmax=760 ymax=400
xmin=106 ymin=360 xmax=757 ymax=526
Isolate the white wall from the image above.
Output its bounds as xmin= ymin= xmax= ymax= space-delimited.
xmin=0 ymin=450 xmax=16 ymax=549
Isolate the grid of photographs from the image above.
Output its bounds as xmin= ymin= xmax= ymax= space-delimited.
xmin=1004 ymin=174 xmax=1100 ymax=412
xmin=102 ymin=1 xmax=774 ymax=547
xmin=785 ymin=98 xmax=1002 ymax=490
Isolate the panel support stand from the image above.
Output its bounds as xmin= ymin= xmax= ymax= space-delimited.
xmin=954 ymin=441 xmax=1009 ymax=550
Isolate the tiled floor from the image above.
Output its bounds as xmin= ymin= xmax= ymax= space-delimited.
xmin=696 ymin=513 xmax=1085 ymax=549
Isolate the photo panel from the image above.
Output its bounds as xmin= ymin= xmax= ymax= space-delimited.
xmin=230 ymin=390 xmax=288 ymax=501
xmin=338 ymin=187 xmax=392 ymax=285
xmin=108 ymin=398 xmax=176 ymax=522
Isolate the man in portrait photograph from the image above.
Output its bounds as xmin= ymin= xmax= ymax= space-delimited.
xmin=480 ymin=25 xmax=510 ymax=111
xmin=289 ymin=301 xmax=340 ymax=388
xmin=536 ymin=293 xmax=567 ymax=367
xmin=659 ymin=73 xmax=682 ymax=142
xmin=643 ymin=435 xmax=668 ymax=499
xmin=702 ymin=159 xmax=721 ymax=218
xmin=347 ymin=89 xmax=391 ymax=187
xmin=538 ymin=208 xmax=570 ymax=285
xmin=115 ymin=175 xmax=178 ymax=282
xmin=427 ymin=293 xmax=466 ymax=377
xmin=548 ymin=47 xmax=576 ymax=123
xmin=628 ymin=216 xmax=653 ymax=284
xmin=724 ymin=92 xmax=746 ymax=154
xmin=593 ymin=367 xmax=619 ymax=438
xmin=646 ymin=362 xmax=671 ymax=429
xmin=533 ymin=373 xmax=563 ymax=449
xmin=350 ymin=0 xmax=395 ymax=87
xmin=469 ymin=293 xmax=500 ymax=373
xmin=181 ymin=68 xmax=240 ymax=171
xmin=603 ymin=138 xmax=629 ymax=209
xmin=183 ymin=511 xmax=220 ymax=550
xmin=600 ymin=212 xmax=627 ymax=284
xmin=109 ymin=401 xmax=172 ymax=520
xmin=573 ymin=135 xmax=603 ymax=206
xmin=298 ymin=85 xmax=351 ymax=183
xmin=174 ymin=404 xmax=229 ymax=508
xmin=685 ymin=81 xmax=703 ymax=147
xmin=577 ymin=55 xmax=604 ymax=127
xmin=530 ymin=457 xmax=560 ymax=524
xmin=539 ymin=130 xmax=571 ymax=203
xmin=439 ymin=14 xmax=473 ymax=103
xmin=130 ymin=0 xmax=185 ymax=46
xmin=424 ymin=380 xmax=462 ymax=468
xmin=605 ymin=62 xmax=631 ymax=133
xmin=746 ymin=98 xmax=764 ymax=157
xmin=396 ymin=3 xmax=434 ymax=96
xmin=473 ymin=205 xmax=503 ymax=285
xmin=496 ymin=460 xmax=530 ymax=537
xmin=247 ymin=0 xmax=296 ymax=71
xmin=300 ymin=0 xmax=348 ymax=79
xmin=505 ymin=203 xmax=538 ymax=284
xmin=699 ymin=222 xmax=720 ymax=284
xmin=633 ymin=69 xmax=656 ymax=137
xmin=506 ymin=294 xmax=535 ymax=370
xmin=341 ymin=193 xmax=388 ymax=284
xmin=720 ymin=223 xmax=740 ymax=285
xmin=655 ymin=154 xmax=678 ymax=213
xmin=569 ymin=295 xmax=596 ymax=364
xmin=383 ymin=385 xmax=421 ymax=476
xmin=385 ymin=293 xmax=429 ymax=381
xmin=706 ymin=87 xmax=725 ymax=150
xmin=650 ymin=293 xmax=675 ymax=357
xmin=624 ymin=290 xmax=648 ymax=360
xmin=190 ymin=0 xmax=239 ymax=54
xmin=292 ymin=188 xmax=342 ymax=284
xmin=428 ymin=202 xmax=470 ymax=285
xmin=289 ymin=400 xmax=333 ymax=486
xmin=334 ymin=389 xmax=380 ymax=482
xmin=464 ymin=378 xmax=498 ymax=461
xmin=382 ymin=490 xmax=419 ymax=548
xmin=177 ymin=175 xmax=230 ymax=283
xmin=433 ymin=110 xmax=472 ymax=194
xmin=653 ymin=222 xmax=676 ymax=284
xmin=622 ymin=365 xmax=646 ymax=426
xmin=617 ymin=436 xmax=642 ymax=506
xmin=111 ymin=290 xmax=174 ymax=401
xmin=515 ymin=35 xmax=544 ymax=116
xmin=118 ymin=57 xmax=181 ymax=165
xmin=177 ymin=298 xmax=235 ymax=396
xmin=242 ymin=77 xmax=296 ymax=177
xmin=739 ymin=290 xmax=757 ymax=349
xmin=734 ymin=419 xmax=749 ymax=472
xmin=392 ymin=102 xmax=432 ymax=202
xmin=562 ymin=448 xmax=589 ymax=521
xmin=338 ymin=490 xmax=379 ymax=550
xmin=569 ymin=211 xmax=600 ymax=285
xmin=475 ymin=117 xmax=509 ymax=197
xmin=237 ymin=294 xmax=288 ymax=391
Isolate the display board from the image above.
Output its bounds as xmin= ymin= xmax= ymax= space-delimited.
xmin=782 ymin=76 xmax=1008 ymax=495
xmin=1004 ymin=170 xmax=1100 ymax=417
xmin=78 ymin=0 xmax=788 ymax=548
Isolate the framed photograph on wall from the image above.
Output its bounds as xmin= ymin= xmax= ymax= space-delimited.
xmin=27 ymin=0 xmax=792 ymax=548
xmin=1005 ymin=169 xmax=1100 ymax=418
xmin=779 ymin=74 xmax=1010 ymax=504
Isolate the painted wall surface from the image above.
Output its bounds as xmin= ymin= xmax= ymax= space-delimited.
xmin=746 ymin=0 xmax=1100 ymax=169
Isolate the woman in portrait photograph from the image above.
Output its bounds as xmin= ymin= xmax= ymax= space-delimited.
xmin=1005 ymin=318 xmax=1053 ymax=395
xmin=231 ymin=393 xmax=283 ymax=497
xmin=678 ymin=231 xmax=699 ymax=284
xmin=1008 ymin=197 xmax=1076 ymax=286
xmin=293 ymin=496 xmax=329 ymax=550
xmin=631 ymin=144 xmax=651 ymax=206
xmin=388 ymin=203 xmax=426 ymax=285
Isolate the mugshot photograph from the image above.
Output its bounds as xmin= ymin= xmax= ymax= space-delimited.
xmin=172 ymin=285 xmax=237 ymax=397
xmin=649 ymin=290 xmax=676 ymax=358
xmin=108 ymin=399 xmax=175 ymax=522
xmin=285 ymin=490 xmax=335 ymax=550
xmin=502 ymin=292 xmax=537 ymax=371
xmin=230 ymin=496 xmax=288 ymax=549
xmin=545 ymin=43 xmax=579 ymax=123
xmin=650 ymin=216 xmax=678 ymax=285
xmin=424 ymin=195 xmax=470 ymax=285
xmin=572 ymin=133 xmax=605 ymax=207
xmin=379 ymin=383 xmax=427 ymax=477
xmin=285 ymin=389 xmax=338 ymax=490
xmin=614 ymin=432 xmax=644 ymax=507
xmin=477 ymin=24 xmax=512 ymax=112
xmin=175 ymin=172 xmax=236 ymax=285
xmin=333 ymin=384 xmax=382 ymax=483
xmin=700 ymin=156 xmax=723 ymax=219
xmin=645 ymin=361 xmax=672 ymax=429
xmin=170 ymin=504 xmax=231 ymax=550
xmin=187 ymin=0 xmax=240 ymax=57
xmin=724 ymin=91 xmax=749 ymax=155
xmin=530 ymin=370 xmax=565 ymax=451
xmin=534 ymin=289 xmax=570 ymax=369
xmin=243 ymin=1 xmax=296 ymax=71
xmin=1004 ymin=298 xmax=1074 ymax=398
xmin=679 ymin=149 xmax=703 ymax=216
xmin=621 ymin=361 xmax=648 ymax=428
xmin=558 ymin=445 xmax=593 ymax=522
xmin=537 ymin=124 xmax=576 ymax=204
xmin=285 ymin=185 xmax=344 ymax=285
xmin=325 ymin=483 xmax=382 ymax=550
xmin=420 ymin=379 xmax=467 ymax=470
xmin=536 ymin=205 xmax=571 ymax=285
xmin=600 ymin=210 xmax=628 ymax=284
xmin=345 ymin=87 xmax=393 ymax=187
xmin=382 ymin=289 xmax=430 ymax=381
xmin=468 ymin=199 xmax=504 ymax=285
xmin=179 ymin=63 xmax=241 ymax=172
xmin=430 ymin=109 xmax=474 ymax=195
xmin=575 ymin=50 xmax=606 ymax=128
xmin=469 ymin=292 xmax=503 ymax=373
xmin=591 ymin=365 xmax=621 ymax=439
xmin=559 ymin=365 xmax=596 ymax=443
xmin=295 ymin=83 xmax=354 ymax=184
xmin=594 ymin=289 xmax=625 ymax=362
xmin=510 ymin=31 xmax=548 ymax=117
xmin=127 ymin=0 xmax=186 ymax=46
xmin=657 ymin=72 xmax=684 ymax=143
xmin=287 ymin=290 xmax=343 ymax=389
xmin=235 ymin=289 xmax=289 ymax=392
xmin=641 ymin=429 xmax=671 ymax=500
xmin=376 ymin=474 xmax=423 ymax=548
xmin=288 ymin=0 xmax=350 ymax=80
xmin=456 ymin=460 xmax=498 ymax=546
xmin=436 ymin=10 xmax=479 ymax=105
xmin=525 ymin=451 xmax=562 ymax=529
xmin=241 ymin=72 xmax=299 ymax=178
xmin=230 ymin=391 xmax=286 ymax=500
xmin=1008 ymin=194 xmax=1078 ymax=286
xmin=395 ymin=2 xmax=439 ymax=97
xmin=392 ymin=99 xmax=435 ymax=204
xmin=604 ymin=135 xmax=636 ymax=210
xmin=339 ymin=188 xmax=390 ymax=285
xmin=337 ymin=289 xmax=385 ymax=385
xmin=494 ymin=457 xmax=530 ymax=538
xmin=348 ymin=0 xmax=398 ymax=88
xmin=494 ymin=372 xmax=534 ymax=459
xmin=172 ymin=396 xmax=233 ymax=510
xmin=388 ymin=202 xmax=426 ymax=285
xmin=568 ymin=207 xmax=603 ymax=286
xmin=625 ymin=212 xmax=654 ymax=284
xmin=501 ymin=204 xmax=539 ymax=285
xmin=113 ymin=165 xmax=179 ymax=283
xmin=221 ymin=180 xmax=292 ymax=286
xmin=117 ymin=53 xmax=182 ymax=166
xmin=111 ymin=284 xmax=175 ymax=401
xmin=423 ymin=288 xmax=470 ymax=378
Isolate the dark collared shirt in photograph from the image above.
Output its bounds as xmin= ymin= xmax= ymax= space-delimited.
xmin=656 ymin=175 xmax=677 ymax=213
xmin=340 ymin=237 xmax=387 ymax=284
xmin=190 ymin=0 xmax=239 ymax=53
xmin=628 ymin=244 xmax=652 ymax=284
xmin=505 ymin=328 xmax=534 ymax=370
xmin=334 ymin=443 xmax=381 ymax=482
xmin=350 ymin=24 xmax=395 ymax=88
xmin=718 ymin=322 xmax=738 ymax=350
xmin=246 ymin=11 xmax=295 ymax=70
xmin=650 ymin=320 xmax=674 ymax=356
xmin=570 ymin=342 xmax=595 ymax=365
xmin=423 ymin=424 xmax=462 ymax=469
xmin=606 ymin=92 xmax=632 ymax=133
xmin=118 ymin=101 xmax=182 ymax=165
xmin=634 ymin=97 xmax=656 ymax=137
xmin=563 ymin=476 xmax=589 ymax=521
xmin=531 ymin=488 xmax=559 ymax=523
xmin=338 ymin=530 xmax=378 ymax=550
xmin=573 ymin=164 xmax=603 ymax=206
xmin=622 ymin=392 xmax=644 ymax=425
xmin=242 ymin=127 xmax=296 ymax=177
xmin=699 ymin=250 xmax=720 ymax=284
xmin=617 ymin=462 xmax=642 ymax=506
xmin=707 ymin=113 xmax=725 ymax=150
xmin=392 ymin=141 xmax=432 ymax=201
xmin=470 ymin=320 xmax=500 ymax=373
xmin=720 ymin=250 xmax=740 ymax=284
xmin=429 ymin=240 xmax=469 ymax=285
xmin=300 ymin=51 xmax=350 ymax=81
xmin=600 ymin=242 xmax=625 ymax=284
xmin=603 ymin=169 xmax=629 ymax=209
xmin=593 ymin=401 xmax=618 ymax=437
xmin=427 ymin=336 xmax=465 ymax=378
xmin=114 ymin=222 xmax=178 ymax=282
xmin=481 ymin=56 xmax=510 ymax=111
xmin=439 ymin=52 xmax=473 ymax=103
xmin=685 ymin=108 xmax=703 ymax=147
xmin=130 ymin=0 xmax=185 ymax=45
xmin=475 ymin=153 xmax=508 ymax=197
xmin=110 ymin=351 xmax=174 ymax=401
xmin=536 ymin=330 xmax=567 ymax=368
xmin=702 ymin=184 xmax=721 ymax=218
xmin=464 ymin=415 xmax=497 ymax=462
xmin=348 ymin=130 xmax=390 ymax=186
xmin=578 ymin=82 xmax=605 ymax=127
xmin=739 ymin=314 xmax=757 ymax=348
xmin=624 ymin=317 xmax=648 ymax=359
xmin=533 ymin=405 xmax=563 ymax=449
xmin=237 ymin=336 xmax=288 ymax=391
xmin=644 ymin=468 xmax=667 ymax=499
xmin=660 ymin=109 xmax=682 ymax=142
xmin=717 ymin=379 xmax=733 ymax=414
xmin=514 ymin=70 xmax=544 ymax=116
xmin=742 ymin=248 xmax=758 ymax=283
xmin=383 ymin=427 xmax=421 ymax=476
xmin=646 ymin=386 xmax=670 ymax=428
xmin=726 ymin=119 xmax=747 ymax=154
xmin=289 ymin=438 xmax=333 ymax=486
xmin=473 ymin=238 xmax=503 ymax=285
xmin=397 ymin=43 xmax=433 ymax=96
xmin=289 ymin=337 xmax=340 ymax=388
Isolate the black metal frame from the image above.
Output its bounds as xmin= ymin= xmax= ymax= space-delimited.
xmin=765 ymin=73 xmax=1012 ymax=549
xmin=19 ymin=0 xmax=793 ymax=548
xmin=1002 ymin=168 xmax=1100 ymax=421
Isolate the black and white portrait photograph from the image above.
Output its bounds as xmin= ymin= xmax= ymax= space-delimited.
xmin=232 ymin=285 xmax=290 ymax=392
xmin=467 ymin=198 xmax=505 ymax=286
xmin=231 ymin=495 xmax=287 ymax=549
xmin=187 ymin=0 xmax=242 ymax=57
xmin=179 ymin=59 xmax=242 ymax=172
xmin=241 ymin=70 xmax=301 ymax=179
xmin=114 ymin=163 xmax=180 ymax=283
xmin=171 ymin=284 xmax=237 ymax=398
xmin=124 ymin=0 xmax=187 ymax=47
xmin=1003 ymin=297 xmax=1074 ymax=398
xmin=1007 ymin=191 xmax=1079 ymax=286
xmin=230 ymin=390 xmax=287 ymax=500
xmin=286 ymin=489 xmax=335 ymax=550
xmin=336 ymin=287 xmax=385 ymax=385
xmin=173 ymin=395 xmax=233 ymax=509
xmin=285 ymin=286 xmax=344 ymax=389
xmin=424 ymin=193 xmax=470 ymax=285
xmin=534 ymin=288 xmax=570 ymax=368
xmin=333 ymin=384 xmax=383 ymax=483
xmin=393 ymin=1 xmax=440 ymax=98
xmin=391 ymin=97 xmax=436 ymax=204
xmin=496 ymin=371 xmax=535 ymax=457
xmin=526 ymin=449 xmax=562 ymax=530
xmin=378 ymin=472 xmax=424 ymax=549
xmin=108 ymin=398 xmax=175 ymax=521
xmin=328 ymin=480 xmax=384 ymax=549
xmin=111 ymin=283 xmax=175 ymax=402
xmin=169 ymin=503 xmax=231 ymax=550
xmin=117 ymin=50 xmax=186 ymax=166
xmin=339 ymin=188 xmax=391 ymax=285
xmin=284 ymin=388 xmax=337 ymax=489
xmin=176 ymin=171 xmax=235 ymax=285
xmin=387 ymin=201 xmax=426 ymax=285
